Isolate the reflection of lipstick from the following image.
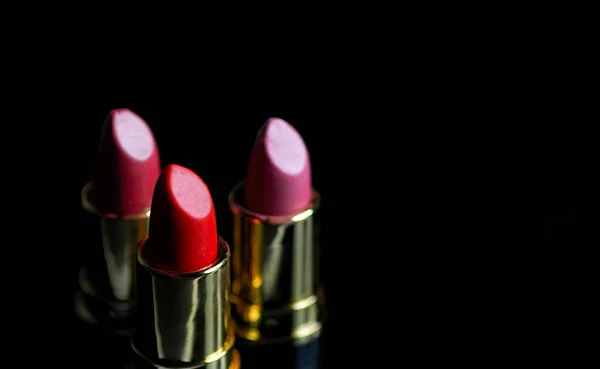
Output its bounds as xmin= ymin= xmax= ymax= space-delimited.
xmin=229 ymin=118 xmax=324 ymax=364
xmin=131 ymin=164 xmax=240 ymax=369
xmin=75 ymin=109 xmax=161 ymax=334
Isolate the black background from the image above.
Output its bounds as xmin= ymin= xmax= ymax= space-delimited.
xmin=6 ymin=71 xmax=590 ymax=366
xmin=0 ymin=6 xmax=594 ymax=364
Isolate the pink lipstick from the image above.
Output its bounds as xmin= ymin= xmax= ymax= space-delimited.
xmin=131 ymin=164 xmax=240 ymax=369
xmin=75 ymin=108 xmax=161 ymax=334
xmin=243 ymin=117 xmax=312 ymax=216
xmin=229 ymin=118 xmax=324 ymax=347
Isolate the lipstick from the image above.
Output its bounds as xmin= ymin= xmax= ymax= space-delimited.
xmin=131 ymin=164 xmax=240 ymax=369
xmin=75 ymin=108 xmax=161 ymax=334
xmin=229 ymin=118 xmax=324 ymax=367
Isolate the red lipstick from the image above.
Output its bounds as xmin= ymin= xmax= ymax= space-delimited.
xmin=131 ymin=164 xmax=240 ymax=369
xmin=75 ymin=108 xmax=161 ymax=334
xmin=229 ymin=118 xmax=324 ymax=349
xmin=142 ymin=164 xmax=218 ymax=274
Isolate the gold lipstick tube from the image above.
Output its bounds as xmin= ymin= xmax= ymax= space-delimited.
xmin=131 ymin=237 xmax=240 ymax=369
xmin=229 ymin=182 xmax=325 ymax=345
xmin=75 ymin=181 xmax=149 ymax=334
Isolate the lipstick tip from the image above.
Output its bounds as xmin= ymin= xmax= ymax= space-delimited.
xmin=143 ymin=164 xmax=218 ymax=274
xmin=243 ymin=117 xmax=312 ymax=216
xmin=90 ymin=109 xmax=161 ymax=215
xmin=109 ymin=109 xmax=156 ymax=161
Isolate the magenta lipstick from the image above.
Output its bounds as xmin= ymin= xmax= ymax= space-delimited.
xmin=229 ymin=118 xmax=324 ymax=367
xmin=75 ymin=109 xmax=161 ymax=334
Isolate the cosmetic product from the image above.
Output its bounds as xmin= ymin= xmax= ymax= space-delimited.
xmin=229 ymin=118 xmax=324 ymax=368
xmin=75 ymin=108 xmax=160 ymax=334
xmin=131 ymin=164 xmax=240 ymax=369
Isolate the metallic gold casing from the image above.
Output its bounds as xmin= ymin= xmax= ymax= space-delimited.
xmin=131 ymin=237 xmax=238 ymax=369
xmin=229 ymin=182 xmax=324 ymax=345
xmin=75 ymin=181 xmax=149 ymax=333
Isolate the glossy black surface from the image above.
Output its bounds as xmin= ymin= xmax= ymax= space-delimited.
xmin=71 ymin=316 xmax=329 ymax=368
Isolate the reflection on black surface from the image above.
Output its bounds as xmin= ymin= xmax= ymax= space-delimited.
xmin=72 ymin=313 xmax=329 ymax=368
xmin=71 ymin=315 xmax=133 ymax=368
xmin=235 ymin=329 xmax=325 ymax=369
